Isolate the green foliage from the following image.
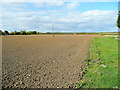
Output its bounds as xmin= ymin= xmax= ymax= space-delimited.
xmin=76 ymin=37 xmax=118 ymax=88
xmin=10 ymin=31 xmax=39 ymax=35
xmin=41 ymin=32 xmax=119 ymax=35
xmin=10 ymin=31 xmax=20 ymax=35
xmin=27 ymin=31 xmax=37 ymax=35
xmin=11 ymin=31 xmax=17 ymax=35
xmin=3 ymin=30 xmax=10 ymax=35
xmin=20 ymin=30 xmax=26 ymax=35
xmin=117 ymin=11 xmax=120 ymax=28
xmin=1 ymin=30 xmax=119 ymax=35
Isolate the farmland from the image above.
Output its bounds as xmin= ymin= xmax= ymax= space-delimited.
xmin=2 ymin=35 xmax=102 ymax=88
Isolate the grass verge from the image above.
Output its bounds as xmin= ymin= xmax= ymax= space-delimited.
xmin=76 ymin=37 xmax=118 ymax=88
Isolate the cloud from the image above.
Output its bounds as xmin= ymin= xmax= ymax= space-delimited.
xmin=1 ymin=2 xmax=118 ymax=32
xmin=2 ymin=0 xmax=119 ymax=2
xmin=33 ymin=2 xmax=64 ymax=8
xmin=1 ymin=10 xmax=118 ymax=32
xmin=66 ymin=2 xmax=80 ymax=10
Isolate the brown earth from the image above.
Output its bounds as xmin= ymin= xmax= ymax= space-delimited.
xmin=2 ymin=35 xmax=101 ymax=88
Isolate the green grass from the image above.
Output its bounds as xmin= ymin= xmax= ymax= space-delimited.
xmin=76 ymin=37 xmax=118 ymax=88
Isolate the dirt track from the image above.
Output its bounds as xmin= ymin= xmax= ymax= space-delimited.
xmin=2 ymin=35 xmax=101 ymax=88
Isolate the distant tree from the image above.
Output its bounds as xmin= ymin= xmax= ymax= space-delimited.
xmin=37 ymin=32 xmax=40 ymax=35
xmin=27 ymin=31 xmax=37 ymax=35
xmin=3 ymin=30 xmax=10 ymax=35
xmin=0 ymin=30 xmax=4 ymax=35
xmin=20 ymin=31 xmax=26 ymax=35
xmin=16 ymin=31 xmax=20 ymax=35
xmin=117 ymin=11 xmax=120 ymax=29
xmin=46 ymin=32 xmax=51 ymax=34
xmin=11 ymin=31 xmax=18 ymax=35
xmin=14 ymin=31 xmax=17 ymax=35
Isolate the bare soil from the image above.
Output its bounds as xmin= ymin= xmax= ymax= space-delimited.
xmin=2 ymin=35 xmax=101 ymax=88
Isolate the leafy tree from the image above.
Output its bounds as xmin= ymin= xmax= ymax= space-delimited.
xmin=117 ymin=11 xmax=120 ymax=28
xmin=11 ymin=31 xmax=19 ymax=35
xmin=16 ymin=31 xmax=20 ymax=35
xmin=20 ymin=31 xmax=26 ymax=35
xmin=27 ymin=31 xmax=37 ymax=35
xmin=13 ymin=31 xmax=17 ymax=35
xmin=3 ymin=30 xmax=10 ymax=35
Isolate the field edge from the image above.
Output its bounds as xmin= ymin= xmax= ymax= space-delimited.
xmin=75 ymin=37 xmax=118 ymax=88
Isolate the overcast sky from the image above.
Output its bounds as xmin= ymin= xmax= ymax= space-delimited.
xmin=0 ymin=0 xmax=119 ymax=32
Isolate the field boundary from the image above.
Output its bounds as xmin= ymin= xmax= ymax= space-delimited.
xmin=76 ymin=37 xmax=118 ymax=88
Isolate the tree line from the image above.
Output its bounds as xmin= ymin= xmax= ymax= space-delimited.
xmin=0 ymin=30 xmax=119 ymax=35
xmin=0 ymin=30 xmax=40 ymax=35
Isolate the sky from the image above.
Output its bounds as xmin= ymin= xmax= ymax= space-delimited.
xmin=0 ymin=0 xmax=119 ymax=32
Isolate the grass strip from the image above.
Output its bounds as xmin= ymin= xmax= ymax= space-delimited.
xmin=76 ymin=37 xmax=118 ymax=88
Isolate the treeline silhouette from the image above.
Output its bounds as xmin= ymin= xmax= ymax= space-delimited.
xmin=0 ymin=30 xmax=39 ymax=35
xmin=0 ymin=30 xmax=119 ymax=35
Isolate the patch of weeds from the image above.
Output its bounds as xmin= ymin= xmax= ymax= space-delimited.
xmin=84 ymin=58 xmax=92 ymax=65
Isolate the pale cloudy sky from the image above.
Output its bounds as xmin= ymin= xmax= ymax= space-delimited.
xmin=0 ymin=0 xmax=119 ymax=32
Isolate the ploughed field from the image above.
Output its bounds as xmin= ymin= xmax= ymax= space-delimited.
xmin=2 ymin=35 xmax=100 ymax=88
